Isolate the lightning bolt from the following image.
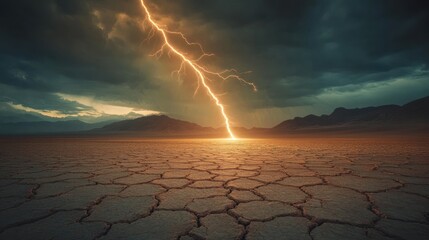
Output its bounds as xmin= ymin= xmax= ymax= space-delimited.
xmin=140 ymin=0 xmax=256 ymax=139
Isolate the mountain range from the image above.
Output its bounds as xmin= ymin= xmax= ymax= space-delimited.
xmin=0 ymin=120 xmax=110 ymax=135
xmin=91 ymin=115 xmax=217 ymax=137
xmin=272 ymin=95 xmax=429 ymax=134
xmin=0 ymin=96 xmax=428 ymax=136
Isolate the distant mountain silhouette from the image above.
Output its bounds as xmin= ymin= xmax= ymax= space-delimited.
xmin=273 ymin=96 xmax=429 ymax=133
xmin=94 ymin=115 xmax=215 ymax=135
xmin=1 ymin=96 xmax=428 ymax=136
xmin=0 ymin=113 xmax=44 ymax=123
xmin=0 ymin=120 xmax=109 ymax=135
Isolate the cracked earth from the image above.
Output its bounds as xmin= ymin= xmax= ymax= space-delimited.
xmin=0 ymin=137 xmax=428 ymax=240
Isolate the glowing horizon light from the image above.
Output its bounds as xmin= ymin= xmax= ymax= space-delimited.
xmin=139 ymin=0 xmax=256 ymax=140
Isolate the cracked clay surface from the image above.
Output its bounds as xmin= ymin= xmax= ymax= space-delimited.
xmin=0 ymin=137 xmax=428 ymax=240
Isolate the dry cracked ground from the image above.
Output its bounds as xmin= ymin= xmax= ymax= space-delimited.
xmin=0 ymin=137 xmax=428 ymax=240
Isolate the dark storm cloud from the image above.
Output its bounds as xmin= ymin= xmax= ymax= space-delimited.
xmin=0 ymin=0 xmax=428 ymax=126
xmin=0 ymin=84 xmax=93 ymax=114
xmin=0 ymin=0 xmax=163 ymax=117
xmin=151 ymin=0 xmax=429 ymax=108
xmin=0 ymin=0 xmax=146 ymax=85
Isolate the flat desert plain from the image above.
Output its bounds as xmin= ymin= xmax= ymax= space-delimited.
xmin=0 ymin=137 xmax=428 ymax=240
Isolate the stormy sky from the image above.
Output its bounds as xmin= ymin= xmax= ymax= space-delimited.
xmin=1 ymin=0 xmax=428 ymax=127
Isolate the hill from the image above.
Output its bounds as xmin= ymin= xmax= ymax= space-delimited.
xmin=93 ymin=114 xmax=216 ymax=136
xmin=272 ymin=96 xmax=429 ymax=134
xmin=0 ymin=120 xmax=108 ymax=135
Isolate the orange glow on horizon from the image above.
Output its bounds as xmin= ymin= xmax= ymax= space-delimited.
xmin=139 ymin=0 xmax=256 ymax=140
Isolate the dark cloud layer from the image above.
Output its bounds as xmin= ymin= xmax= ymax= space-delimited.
xmin=1 ymin=0 xmax=428 ymax=127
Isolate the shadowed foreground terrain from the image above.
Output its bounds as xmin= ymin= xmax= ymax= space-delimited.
xmin=0 ymin=137 xmax=428 ymax=240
